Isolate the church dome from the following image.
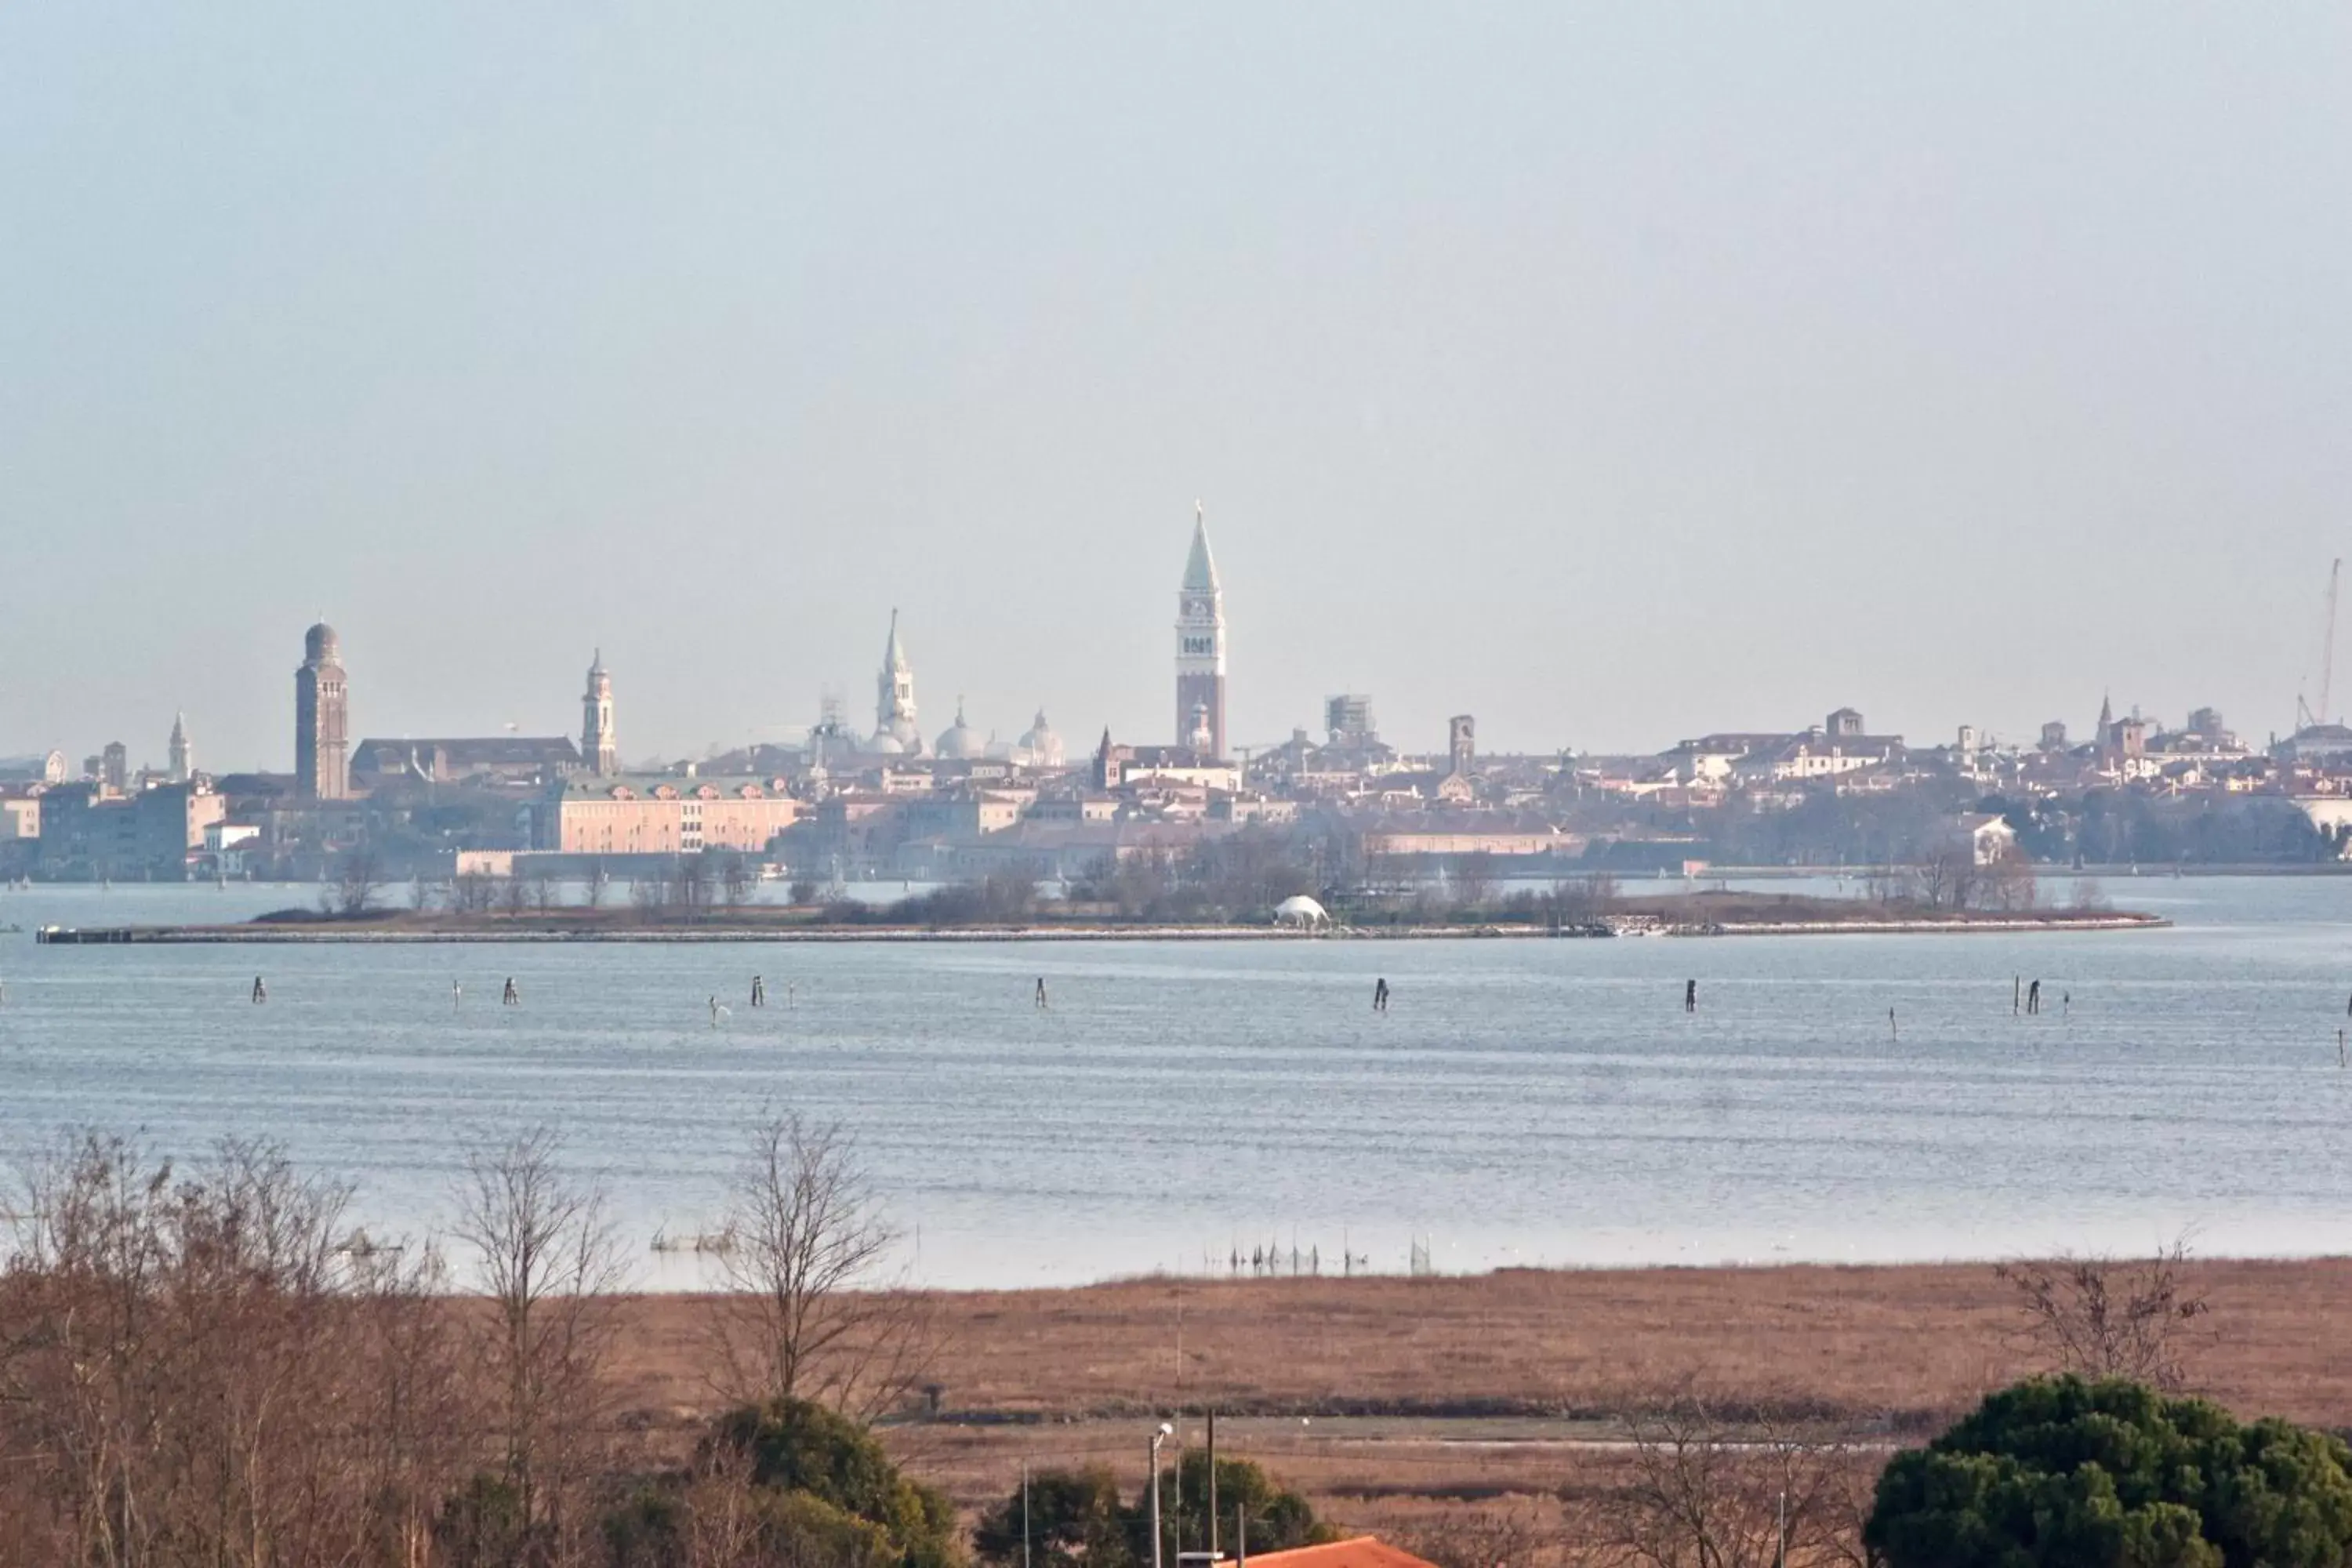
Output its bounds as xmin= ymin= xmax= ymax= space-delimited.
xmin=1018 ymin=710 xmax=1065 ymax=767
xmin=869 ymin=729 xmax=907 ymax=756
xmin=936 ymin=700 xmax=985 ymax=760
xmin=304 ymin=622 xmax=340 ymax=663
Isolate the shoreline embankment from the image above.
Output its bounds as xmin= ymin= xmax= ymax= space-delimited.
xmin=34 ymin=913 xmax=2169 ymax=944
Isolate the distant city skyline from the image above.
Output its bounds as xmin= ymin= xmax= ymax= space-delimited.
xmin=6 ymin=579 xmax=2300 ymax=781
xmin=4 ymin=6 xmax=2347 ymax=766
xmin=2 ymin=543 xmax=2333 ymax=779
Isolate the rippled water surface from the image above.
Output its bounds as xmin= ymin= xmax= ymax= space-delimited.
xmin=2 ymin=877 xmax=2350 ymax=1286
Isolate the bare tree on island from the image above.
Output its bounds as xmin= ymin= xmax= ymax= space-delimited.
xmin=706 ymin=1112 xmax=938 ymax=1420
xmin=719 ymin=849 xmax=758 ymax=909
xmin=1980 ymin=844 xmax=2038 ymax=912
xmin=1451 ymin=850 xmax=1496 ymax=911
xmin=452 ymin=1126 xmax=627 ymax=1559
xmin=326 ymin=848 xmax=383 ymax=917
xmin=453 ymin=868 xmax=496 ymax=913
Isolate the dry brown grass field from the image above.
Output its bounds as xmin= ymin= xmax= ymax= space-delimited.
xmin=600 ymin=1255 xmax=2352 ymax=1535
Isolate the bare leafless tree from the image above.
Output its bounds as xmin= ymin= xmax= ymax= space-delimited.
xmin=583 ymin=859 xmax=610 ymax=909
xmin=633 ymin=865 xmax=676 ymax=916
xmin=673 ymin=1442 xmax=778 ymax=1565
xmin=1555 ymin=872 xmax=1621 ymax=926
xmin=342 ymin=1236 xmax=471 ymax=1566
xmin=4 ymin=1131 xmax=176 ymax=1566
xmin=1914 ymin=849 xmax=1976 ymax=911
xmin=1863 ymin=864 xmax=1921 ymax=906
xmin=328 ymin=848 xmax=383 ymax=917
xmin=1453 ymin=851 xmax=1497 ymax=910
xmin=0 ymin=1131 xmax=471 ymax=1566
xmin=1594 ymin=1396 xmax=1869 ymax=1568
xmin=453 ymin=869 xmax=497 ymax=913
xmin=1979 ymin=848 xmax=2038 ymax=913
xmin=1400 ymin=1504 xmax=1560 ymax=1568
xmin=720 ymin=851 xmax=758 ymax=909
xmin=1994 ymin=1239 xmax=2212 ymax=1391
xmin=706 ymin=1112 xmax=936 ymax=1419
xmin=681 ymin=851 xmax=719 ymax=916
xmin=453 ymin=1127 xmax=628 ymax=1555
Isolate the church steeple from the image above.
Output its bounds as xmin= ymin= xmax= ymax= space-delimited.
xmin=1174 ymin=503 xmax=1229 ymax=760
xmin=874 ymin=609 xmax=920 ymax=751
xmin=167 ymin=711 xmax=192 ymax=782
xmin=1182 ymin=502 xmax=1221 ymax=593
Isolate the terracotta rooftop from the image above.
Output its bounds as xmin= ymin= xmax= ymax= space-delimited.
xmin=1233 ymin=1538 xmax=1438 ymax=1568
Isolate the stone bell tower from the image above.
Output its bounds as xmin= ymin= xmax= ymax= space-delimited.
xmin=295 ymin=622 xmax=350 ymax=800
xmin=582 ymin=649 xmax=617 ymax=776
xmin=1174 ymin=503 xmax=1227 ymax=760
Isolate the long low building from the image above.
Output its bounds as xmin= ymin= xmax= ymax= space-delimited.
xmin=1359 ymin=829 xmax=1586 ymax=858
xmin=353 ymin=735 xmax=581 ymax=788
xmin=35 ymin=782 xmax=225 ymax=880
xmin=540 ymin=775 xmax=803 ymax=856
xmin=892 ymin=820 xmax=1215 ymax=880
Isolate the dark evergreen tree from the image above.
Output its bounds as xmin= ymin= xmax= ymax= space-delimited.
xmin=1867 ymin=1376 xmax=2352 ymax=1568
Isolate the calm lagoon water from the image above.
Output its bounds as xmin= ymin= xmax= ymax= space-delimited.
xmin=2 ymin=876 xmax=2350 ymax=1287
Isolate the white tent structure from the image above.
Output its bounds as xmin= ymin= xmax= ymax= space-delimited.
xmin=1272 ymin=895 xmax=1330 ymax=929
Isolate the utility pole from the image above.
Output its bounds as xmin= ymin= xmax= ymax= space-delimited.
xmin=1173 ymin=1432 xmax=1184 ymax=1561
xmin=1204 ymin=1420 xmax=1223 ymax=1561
xmin=1150 ymin=1422 xmax=1172 ymax=1568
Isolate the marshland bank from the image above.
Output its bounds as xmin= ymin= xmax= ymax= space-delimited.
xmin=601 ymin=1258 xmax=2352 ymax=1515
xmin=38 ymin=889 xmax=2162 ymax=942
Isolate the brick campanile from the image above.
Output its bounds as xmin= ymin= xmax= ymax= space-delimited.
xmin=1174 ymin=503 xmax=1227 ymax=760
xmin=295 ymin=622 xmax=349 ymax=800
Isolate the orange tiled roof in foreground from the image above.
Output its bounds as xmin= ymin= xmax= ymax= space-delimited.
xmin=1236 ymin=1539 xmax=1439 ymax=1568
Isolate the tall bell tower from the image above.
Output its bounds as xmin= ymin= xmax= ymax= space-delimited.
xmin=295 ymin=622 xmax=350 ymax=800
xmin=582 ymin=649 xmax=616 ymax=776
xmin=1174 ymin=503 xmax=1228 ymax=760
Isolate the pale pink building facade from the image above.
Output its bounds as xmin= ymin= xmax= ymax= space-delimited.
xmin=554 ymin=777 xmax=803 ymax=856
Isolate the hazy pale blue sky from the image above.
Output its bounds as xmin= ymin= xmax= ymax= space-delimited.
xmin=4 ymin=5 xmax=2347 ymax=770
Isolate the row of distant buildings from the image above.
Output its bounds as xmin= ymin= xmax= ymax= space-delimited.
xmin=0 ymin=511 xmax=1235 ymax=881
xmin=12 ymin=505 xmax=2352 ymax=881
xmin=1574 ymin=699 xmax=2275 ymax=810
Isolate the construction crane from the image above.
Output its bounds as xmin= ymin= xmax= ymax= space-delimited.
xmin=2299 ymin=558 xmax=2343 ymax=732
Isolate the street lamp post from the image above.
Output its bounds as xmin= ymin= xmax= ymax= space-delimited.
xmin=1149 ymin=1422 xmax=1173 ymax=1568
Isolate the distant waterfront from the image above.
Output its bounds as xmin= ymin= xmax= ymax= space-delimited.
xmin=2 ymin=876 xmax=2347 ymax=1289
